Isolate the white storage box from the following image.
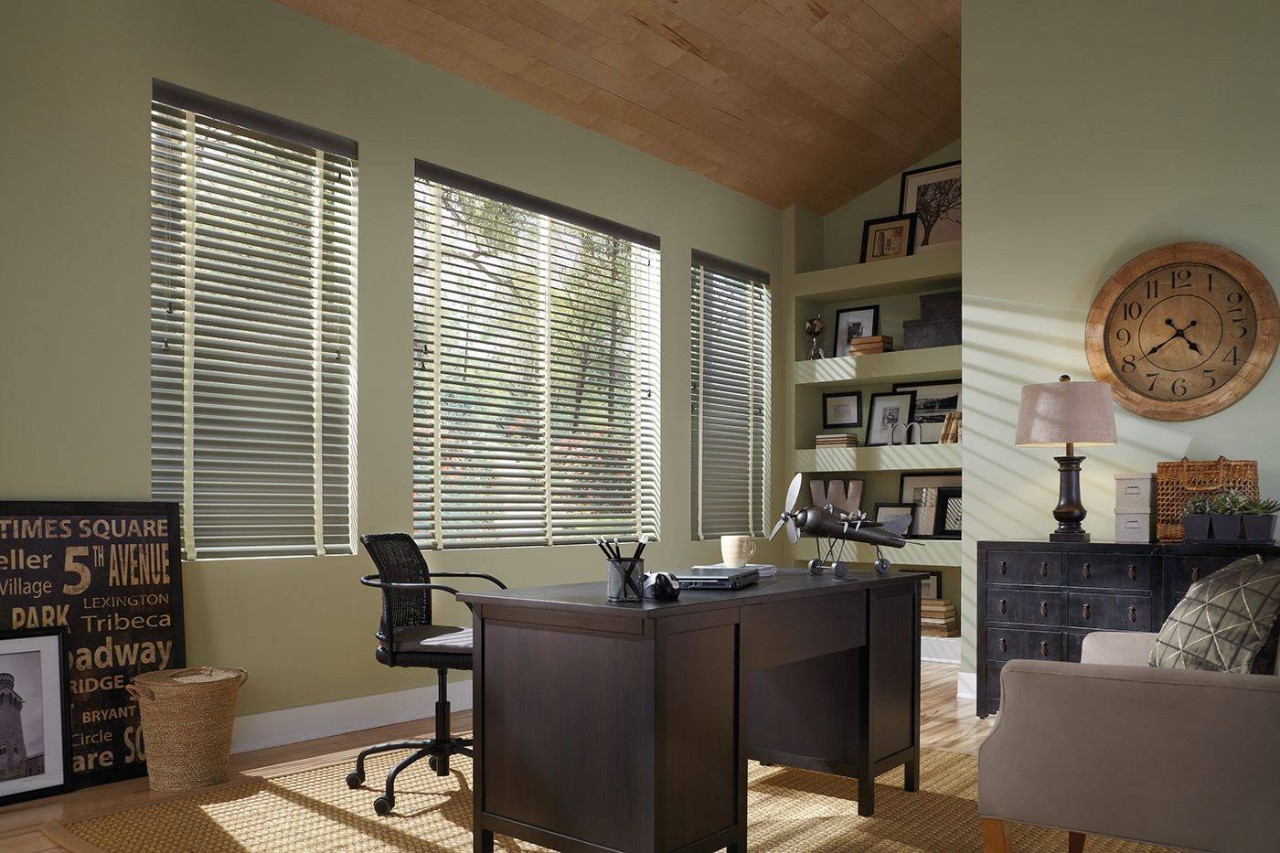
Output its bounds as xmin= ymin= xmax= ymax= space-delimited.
xmin=1115 ymin=474 xmax=1156 ymax=512
xmin=1115 ymin=510 xmax=1154 ymax=543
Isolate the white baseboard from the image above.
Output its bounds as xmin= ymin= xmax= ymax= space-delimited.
xmin=230 ymin=679 xmax=473 ymax=755
xmin=921 ymin=636 xmax=961 ymax=664
xmin=956 ymin=671 xmax=976 ymax=699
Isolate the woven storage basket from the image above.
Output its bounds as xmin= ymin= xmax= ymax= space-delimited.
xmin=127 ymin=667 xmax=247 ymax=791
xmin=1155 ymin=456 xmax=1258 ymax=542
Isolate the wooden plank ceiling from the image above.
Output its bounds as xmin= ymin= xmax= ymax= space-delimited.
xmin=277 ymin=0 xmax=960 ymax=213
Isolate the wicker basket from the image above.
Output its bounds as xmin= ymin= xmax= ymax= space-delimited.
xmin=126 ymin=667 xmax=248 ymax=791
xmin=1155 ymin=457 xmax=1259 ymax=542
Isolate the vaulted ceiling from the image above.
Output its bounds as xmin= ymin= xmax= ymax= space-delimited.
xmin=278 ymin=0 xmax=960 ymax=213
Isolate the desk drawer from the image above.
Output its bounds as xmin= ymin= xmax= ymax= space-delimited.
xmin=987 ymin=628 xmax=1063 ymax=663
xmin=744 ymin=590 xmax=866 ymax=670
xmin=986 ymin=550 xmax=1063 ymax=586
xmin=1067 ymin=593 xmax=1152 ymax=631
xmin=986 ymin=590 xmax=1065 ymax=627
xmin=1065 ymin=553 xmax=1156 ymax=591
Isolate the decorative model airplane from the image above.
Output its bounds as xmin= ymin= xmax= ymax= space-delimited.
xmin=768 ymin=473 xmax=913 ymax=578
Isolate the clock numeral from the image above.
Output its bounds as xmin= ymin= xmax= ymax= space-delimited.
xmin=1234 ymin=322 xmax=1250 ymax=339
xmin=1227 ymin=291 xmax=1244 ymax=305
xmin=1171 ymin=269 xmax=1193 ymax=289
xmin=1224 ymin=345 xmax=1240 ymax=366
xmin=1146 ymin=279 xmax=1160 ymax=299
xmin=1171 ymin=377 xmax=1188 ymax=397
xmin=1202 ymin=369 xmax=1217 ymax=389
xmin=1115 ymin=327 xmax=1132 ymax=345
xmin=1123 ymin=301 xmax=1143 ymax=321
xmin=1121 ymin=354 xmax=1137 ymax=373
xmin=1145 ymin=372 xmax=1160 ymax=392
xmin=1207 ymin=272 xmax=1213 ymax=292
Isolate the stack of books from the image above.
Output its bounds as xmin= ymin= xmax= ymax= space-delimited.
xmin=815 ymin=433 xmax=859 ymax=448
xmin=921 ymin=598 xmax=960 ymax=637
xmin=846 ymin=335 xmax=894 ymax=356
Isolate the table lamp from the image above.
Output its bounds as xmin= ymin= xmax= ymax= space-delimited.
xmin=1015 ymin=375 xmax=1117 ymax=542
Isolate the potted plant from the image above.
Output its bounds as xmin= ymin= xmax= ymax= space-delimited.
xmin=1241 ymin=497 xmax=1280 ymax=544
xmin=1181 ymin=495 xmax=1212 ymax=542
xmin=1207 ymin=490 xmax=1249 ymax=542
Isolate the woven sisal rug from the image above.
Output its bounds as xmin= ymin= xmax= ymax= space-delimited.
xmin=45 ymin=748 xmax=1162 ymax=852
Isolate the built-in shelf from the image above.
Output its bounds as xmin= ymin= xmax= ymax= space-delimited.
xmin=793 ymin=345 xmax=960 ymax=388
xmin=791 ymin=442 xmax=961 ymax=473
xmin=791 ymin=245 xmax=961 ymax=302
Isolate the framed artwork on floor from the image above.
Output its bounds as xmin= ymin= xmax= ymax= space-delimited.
xmin=900 ymin=160 xmax=961 ymax=252
xmin=860 ymin=214 xmax=916 ymax=263
xmin=865 ymin=390 xmax=915 ymax=446
xmin=893 ymin=380 xmax=962 ymax=444
xmin=0 ymin=629 xmax=69 ymax=807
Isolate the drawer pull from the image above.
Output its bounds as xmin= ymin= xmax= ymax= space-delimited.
xmin=999 ymin=598 xmax=1008 ymax=615
xmin=1129 ymin=606 xmax=1138 ymax=623
xmin=999 ymin=560 xmax=1008 ymax=576
xmin=1082 ymin=603 xmax=1092 ymax=620
xmin=1039 ymin=600 xmax=1049 ymax=618
xmin=998 ymin=637 xmax=1007 ymax=653
xmin=1082 ymin=562 xmax=1091 ymax=579
xmin=1191 ymin=566 xmax=1200 ymax=582
xmin=1040 ymin=640 xmax=1049 ymax=657
xmin=1128 ymin=564 xmax=1137 ymax=581
xmin=1039 ymin=561 xmax=1049 ymax=578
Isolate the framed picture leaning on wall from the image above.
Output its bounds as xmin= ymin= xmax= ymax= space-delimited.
xmin=900 ymin=160 xmax=961 ymax=251
xmin=860 ymin=214 xmax=916 ymax=263
xmin=893 ymin=379 xmax=962 ymax=444
xmin=822 ymin=392 xmax=862 ymax=429
xmin=0 ymin=629 xmax=69 ymax=807
xmin=865 ymin=390 xmax=916 ymax=446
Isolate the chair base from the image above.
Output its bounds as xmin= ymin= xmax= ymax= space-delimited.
xmin=348 ymin=668 xmax=471 ymax=815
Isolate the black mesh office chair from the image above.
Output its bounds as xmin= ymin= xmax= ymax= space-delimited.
xmin=347 ymin=532 xmax=506 ymax=816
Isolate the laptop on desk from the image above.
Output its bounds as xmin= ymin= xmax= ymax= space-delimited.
xmin=672 ymin=566 xmax=760 ymax=590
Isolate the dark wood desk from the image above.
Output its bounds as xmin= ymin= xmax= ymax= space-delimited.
xmin=460 ymin=570 xmax=922 ymax=853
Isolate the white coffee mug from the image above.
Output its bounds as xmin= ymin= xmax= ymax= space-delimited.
xmin=721 ymin=535 xmax=756 ymax=569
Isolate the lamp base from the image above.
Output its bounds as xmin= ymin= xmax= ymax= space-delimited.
xmin=1048 ymin=454 xmax=1090 ymax=543
xmin=1049 ymin=530 xmax=1091 ymax=543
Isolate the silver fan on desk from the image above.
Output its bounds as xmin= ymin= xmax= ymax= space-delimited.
xmin=769 ymin=473 xmax=914 ymax=578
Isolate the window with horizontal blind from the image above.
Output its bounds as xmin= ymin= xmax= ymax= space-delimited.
xmin=149 ymin=81 xmax=357 ymax=560
xmin=412 ymin=162 xmax=660 ymax=549
xmin=691 ymin=253 xmax=772 ymax=540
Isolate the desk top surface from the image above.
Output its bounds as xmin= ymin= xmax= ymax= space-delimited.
xmin=459 ymin=568 xmax=922 ymax=619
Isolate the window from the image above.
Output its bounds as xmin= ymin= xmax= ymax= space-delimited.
xmin=690 ymin=253 xmax=772 ymax=539
xmin=149 ymin=82 xmax=357 ymax=560
xmin=412 ymin=163 xmax=660 ymax=548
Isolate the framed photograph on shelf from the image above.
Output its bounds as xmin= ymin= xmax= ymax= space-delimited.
xmin=831 ymin=305 xmax=880 ymax=357
xmin=934 ymin=487 xmax=963 ymax=539
xmin=860 ymin=214 xmax=916 ymax=263
xmin=893 ymin=380 xmax=962 ymax=444
xmin=920 ymin=569 xmax=944 ymax=599
xmin=873 ymin=502 xmax=915 ymax=531
xmin=900 ymin=472 xmax=962 ymax=537
xmin=0 ymin=629 xmax=69 ymax=807
xmin=865 ymin=390 xmax=916 ymax=446
xmin=822 ymin=392 xmax=862 ymax=429
xmin=899 ymin=160 xmax=961 ymax=252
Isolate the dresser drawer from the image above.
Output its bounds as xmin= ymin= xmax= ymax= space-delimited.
xmin=986 ymin=628 xmax=1065 ymax=663
xmin=1065 ymin=553 xmax=1156 ymax=591
xmin=1067 ymin=593 xmax=1152 ymax=631
xmin=1067 ymin=631 xmax=1086 ymax=662
xmin=1171 ymin=554 xmax=1248 ymax=595
xmin=986 ymin=550 xmax=1063 ymax=586
xmin=987 ymin=590 xmax=1066 ymax=626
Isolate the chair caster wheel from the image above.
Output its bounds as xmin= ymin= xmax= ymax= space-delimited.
xmin=428 ymin=755 xmax=439 ymax=772
xmin=374 ymin=796 xmax=394 ymax=816
xmin=346 ymin=772 xmax=363 ymax=789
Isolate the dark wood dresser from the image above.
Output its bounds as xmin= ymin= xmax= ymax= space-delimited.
xmin=976 ymin=540 xmax=1280 ymax=717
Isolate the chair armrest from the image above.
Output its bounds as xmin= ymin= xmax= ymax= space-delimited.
xmin=979 ymin=659 xmax=1280 ymax=852
xmin=1080 ymin=630 xmax=1158 ymax=665
xmin=359 ymin=574 xmax=461 ymax=598
xmin=430 ymin=571 xmax=508 ymax=590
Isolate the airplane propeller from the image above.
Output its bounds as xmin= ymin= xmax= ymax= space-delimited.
xmin=768 ymin=472 xmax=805 ymax=544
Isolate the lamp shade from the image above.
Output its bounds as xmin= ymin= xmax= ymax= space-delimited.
xmin=1015 ymin=376 xmax=1117 ymax=447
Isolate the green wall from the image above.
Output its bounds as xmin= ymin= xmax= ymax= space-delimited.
xmin=961 ymin=0 xmax=1280 ymax=670
xmin=0 ymin=0 xmax=784 ymax=714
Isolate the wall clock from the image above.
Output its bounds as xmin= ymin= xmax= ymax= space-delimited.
xmin=1086 ymin=242 xmax=1279 ymax=421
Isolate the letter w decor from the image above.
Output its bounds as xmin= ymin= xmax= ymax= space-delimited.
xmin=0 ymin=501 xmax=184 ymax=789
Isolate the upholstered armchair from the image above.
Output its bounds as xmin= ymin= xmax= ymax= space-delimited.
xmin=978 ymin=631 xmax=1280 ymax=852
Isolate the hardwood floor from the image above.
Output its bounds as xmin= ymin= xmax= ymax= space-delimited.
xmin=0 ymin=662 xmax=991 ymax=852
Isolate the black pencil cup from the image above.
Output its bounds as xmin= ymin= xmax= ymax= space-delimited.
xmin=607 ymin=559 xmax=644 ymax=602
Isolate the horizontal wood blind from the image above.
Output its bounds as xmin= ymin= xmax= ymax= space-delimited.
xmin=691 ymin=253 xmax=772 ymax=540
xmin=150 ymin=87 xmax=357 ymax=560
xmin=412 ymin=164 xmax=660 ymax=548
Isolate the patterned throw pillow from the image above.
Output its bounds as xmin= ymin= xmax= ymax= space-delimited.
xmin=1149 ymin=555 xmax=1280 ymax=674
